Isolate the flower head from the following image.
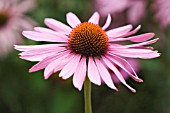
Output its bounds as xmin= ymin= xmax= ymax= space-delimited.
xmin=95 ymin=0 xmax=146 ymax=25
xmin=0 ymin=0 xmax=36 ymax=58
xmin=15 ymin=12 xmax=160 ymax=92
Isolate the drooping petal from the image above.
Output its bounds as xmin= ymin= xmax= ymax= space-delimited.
xmin=73 ymin=57 xmax=87 ymax=90
xmin=19 ymin=52 xmax=55 ymax=61
xmin=16 ymin=44 xmax=66 ymax=61
xmin=19 ymin=46 xmax=65 ymax=56
xmin=53 ymin=54 xmax=75 ymax=73
xmin=102 ymin=56 xmax=136 ymax=92
xmin=59 ymin=54 xmax=81 ymax=79
xmin=44 ymin=52 xmax=72 ymax=79
xmin=66 ymin=12 xmax=81 ymax=28
xmin=29 ymin=51 xmax=70 ymax=72
xmin=109 ymin=33 xmax=155 ymax=42
xmin=95 ymin=58 xmax=118 ymax=90
xmin=88 ymin=57 xmax=101 ymax=85
xmin=44 ymin=18 xmax=72 ymax=34
xmin=106 ymin=25 xmax=133 ymax=38
xmin=22 ymin=31 xmax=67 ymax=42
xmin=106 ymin=54 xmax=143 ymax=82
xmin=88 ymin=12 xmax=100 ymax=24
xmin=102 ymin=14 xmax=111 ymax=30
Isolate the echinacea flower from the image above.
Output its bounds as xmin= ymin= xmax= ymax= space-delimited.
xmin=153 ymin=0 xmax=170 ymax=28
xmin=95 ymin=0 xmax=146 ymax=25
xmin=0 ymin=0 xmax=36 ymax=58
xmin=15 ymin=12 xmax=160 ymax=92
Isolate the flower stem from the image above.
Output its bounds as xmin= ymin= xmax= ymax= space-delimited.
xmin=84 ymin=78 xmax=92 ymax=113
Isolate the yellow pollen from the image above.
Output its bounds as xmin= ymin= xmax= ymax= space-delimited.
xmin=68 ymin=22 xmax=108 ymax=56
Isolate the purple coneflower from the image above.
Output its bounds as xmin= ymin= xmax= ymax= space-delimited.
xmin=95 ymin=0 xmax=146 ymax=25
xmin=15 ymin=12 xmax=159 ymax=93
xmin=0 ymin=0 xmax=35 ymax=58
xmin=153 ymin=0 xmax=170 ymax=28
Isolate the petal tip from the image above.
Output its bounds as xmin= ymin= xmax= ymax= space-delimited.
xmin=77 ymin=87 xmax=82 ymax=91
xmin=44 ymin=75 xmax=49 ymax=79
xmin=115 ymin=88 xmax=119 ymax=92
xmin=138 ymin=78 xmax=143 ymax=82
xmin=132 ymin=89 xmax=136 ymax=93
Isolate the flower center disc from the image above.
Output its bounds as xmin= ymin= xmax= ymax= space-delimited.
xmin=68 ymin=22 xmax=108 ymax=57
xmin=0 ymin=12 xmax=9 ymax=28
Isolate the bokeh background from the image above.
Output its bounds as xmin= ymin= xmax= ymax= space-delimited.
xmin=0 ymin=0 xmax=170 ymax=113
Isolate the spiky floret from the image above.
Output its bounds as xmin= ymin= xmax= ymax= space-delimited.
xmin=68 ymin=22 xmax=108 ymax=57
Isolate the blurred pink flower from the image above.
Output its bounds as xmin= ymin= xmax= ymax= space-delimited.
xmin=0 ymin=0 xmax=36 ymax=58
xmin=153 ymin=0 xmax=170 ymax=28
xmin=15 ymin=12 xmax=159 ymax=92
xmin=95 ymin=0 xmax=146 ymax=25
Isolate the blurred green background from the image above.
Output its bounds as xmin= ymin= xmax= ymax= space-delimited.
xmin=0 ymin=0 xmax=170 ymax=113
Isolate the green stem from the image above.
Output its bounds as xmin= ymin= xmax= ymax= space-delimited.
xmin=84 ymin=78 xmax=92 ymax=113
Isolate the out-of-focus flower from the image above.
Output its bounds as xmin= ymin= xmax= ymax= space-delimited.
xmin=95 ymin=0 xmax=146 ymax=25
xmin=0 ymin=0 xmax=36 ymax=58
xmin=15 ymin=12 xmax=160 ymax=92
xmin=153 ymin=0 xmax=170 ymax=28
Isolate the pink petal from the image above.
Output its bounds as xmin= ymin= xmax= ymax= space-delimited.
xmin=14 ymin=44 xmax=67 ymax=51
xmin=22 ymin=31 xmax=67 ymax=42
xmin=73 ymin=57 xmax=87 ymax=90
xmin=34 ymin=27 xmax=68 ymax=39
xmin=29 ymin=56 xmax=57 ymax=72
xmin=66 ymin=12 xmax=81 ymax=28
xmin=17 ymin=44 xmax=66 ymax=61
xmin=19 ymin=46 xmax=65 ymax=56
xmin=34 ymin=27 xmax=54 ymax=33
xmin=44 ymin=18 xmax=72 ymax=35
xmin=109 ymin=38 xmax=159 ymax=49
xmin=88 ymin=57 xmax=101 ymax=85
xmin=53 ymin=54 xmax=75 ymax=73
xmin=44 ymin=52 xmax=72 ymax=79
xmin=109 ymin=25 xmax=141 ymax=41
xmin=102 ymin=14 xmax=111 ymax=30
xmin=95 ymin=58 xmax=118 ymax=90
xmin=102 ymin=56 xmax=136 ymax=92
xmin=88 ymin=12 xmax=100 ymax=24
xmin=109 ymin=48 xmax=160 ymax=59
xmin=106 ymin=54 xmax=143 ymax=82
xmin=123 ymin=38 xmax=159 ymax=48
xmin=59 ymin=54 xmax=81 ymax=79
xmin=29 ymin=51 xmax=70 ymax=72
xmin=106 ymin=25 xmax=133 ymax=38
xmin=109 ymin=33 xmax=155 ymax=42
xmin=19 ymin=52 xmax=55 ymax=61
